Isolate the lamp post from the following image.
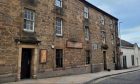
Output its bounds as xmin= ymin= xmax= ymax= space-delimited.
xmin=119 ymin=22 xmax=122 ymax=47
xmin=117 ymin=22 xmax=122 ymax=69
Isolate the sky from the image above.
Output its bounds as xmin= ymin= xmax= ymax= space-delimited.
xmin=86 ymin=0 xmax=140 ymax=46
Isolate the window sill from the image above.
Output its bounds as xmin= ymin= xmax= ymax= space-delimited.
xmin=23 ymin=29 xmax=35 ymax=33
xmin=55 ymin=5 xmax=62 ymax=8
xmin=84 ymin=17 xmax=89 ymax=19
xmin=56 ymin=34 xmax=63 ymax=37
xmin=85 ymin=39 xmax=90 ymax=43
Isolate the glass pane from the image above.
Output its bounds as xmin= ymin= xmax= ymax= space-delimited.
xmin=24 ymin=20 xmax=26 ymax=29
xmin=56 ymin=18 xmax=62 ymax=35
xmin=27 ymin=21 xmax=30 ymax=30
xmin=30 ymin=21 xmax=33 ymax=30
xmin=55 ymin=0 xmax=61 ymax=7
xmin=56 ymin=26 xmax=61 ymax=34
xmin=85 ymin=28 xmax=89 ymax=39
xmin=31 ymin=12 xmax=34 ymax=20
xmin=24 ymin=10 xmax=27 ymax=19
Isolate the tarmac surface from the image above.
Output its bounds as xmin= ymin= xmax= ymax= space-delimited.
xmin=3 ymin=67 xmax=140 ymax=84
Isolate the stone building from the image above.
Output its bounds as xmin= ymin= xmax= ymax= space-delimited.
xmin=0 ymin=0 xmax=119 ymax=83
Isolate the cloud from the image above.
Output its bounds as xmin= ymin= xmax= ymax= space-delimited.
xmin=121 ymin=26 xmax=140 ymax=35
xmin=121 ymin=26 xmax=140 ymax=46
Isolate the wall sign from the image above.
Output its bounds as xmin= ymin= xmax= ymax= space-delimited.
xmin=40 ymin=49 xmax=47 ymax=64
xmin=67 ymin=41 xmax=83 ymax=49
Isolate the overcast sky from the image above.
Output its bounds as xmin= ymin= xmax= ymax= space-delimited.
xmin=86 ymin=0 xmax=140 ymax=46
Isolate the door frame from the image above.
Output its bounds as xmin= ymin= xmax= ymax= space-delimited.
xmin=17 ymin=44 xmax=38 ymax=81
xmin=123 ymin=56 xmax=127 ymax=69
xmin=21 ymin=48 xmax=32 ymax=79
xmin=103 ymin=51 xmax=107 ymax=70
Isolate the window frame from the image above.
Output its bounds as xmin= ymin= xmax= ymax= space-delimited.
xmin=131 ymin=55 xmax=135 ymax=66
xmin=85 ymin=26 xmax=90 ymax=41
xmin=86 ymin=50 xmax=90 ymax=64
xmin=24 ymin=9 xmax=35 ymax=32
xmin=100 ymin=16 xmax=105 ymax=25
xmin=101 ymin=31 xmax=106 ymax=44
xmin=84 ymin=7 xmax=89 ymax=19
xmin=56 ymin=49 xmax=63 ymax=68
xmin=55 ymin=17 xmax=63 ymax=36
xmin=111 ymin=34 xmax=114 ymax=44
xmin=55 ymin=0 xmax=62 ymax=8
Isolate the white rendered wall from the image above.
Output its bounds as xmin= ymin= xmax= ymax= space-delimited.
xmin=121 ymin=48 xmax=135 ymax=68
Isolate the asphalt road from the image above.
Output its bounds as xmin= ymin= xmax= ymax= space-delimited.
xmin=94 ymin=70 xmax=140 ymax=84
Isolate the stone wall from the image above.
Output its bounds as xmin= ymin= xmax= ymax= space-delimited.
xmin=0 ymin=0 xmax=118 ymax=83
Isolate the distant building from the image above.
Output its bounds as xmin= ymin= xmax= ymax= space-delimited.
xmin=0 ymin=0 xmax=119 ymax=83
xmin=120 ymin=40 xmax=140 ymax=69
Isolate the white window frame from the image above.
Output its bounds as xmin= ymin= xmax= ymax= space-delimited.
xmin=111 ymin=34 xmax=114 ymax=44
xmin=55 ymin=0 xmax=62 ymax=7
xmin=110 ymin=20 xmax=113 ymax=29
xmin=100 ymin=16 xmax=105 ymax=25
xmin=56 ymin=18 xmax=63 ymax=36
xmin=24 ymin=9 xmax=35 ymax=32
xmin=101 ymin=31 xmax=106 ymax=44
xmin=84 ymin=7 xmax=89 ymax=19
xmin=85 ymin=26 xmax=90 ymax=40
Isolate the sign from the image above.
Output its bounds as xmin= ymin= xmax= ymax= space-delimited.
xmin=40 ymin=49 xmax=47 ymax=64
xmin=67 ymin=41 xmax=83 ymax=49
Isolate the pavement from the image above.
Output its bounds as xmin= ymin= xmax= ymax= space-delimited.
xmin=3 ymin=67 xmax=140 ymax=84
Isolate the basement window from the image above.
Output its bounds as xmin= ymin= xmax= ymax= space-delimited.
xmin=56 ymin=49 xmax=63 ymax=68
xmin=24 ymin=9 xmax=35 ymax=32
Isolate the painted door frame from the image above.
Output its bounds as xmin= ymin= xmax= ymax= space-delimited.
xmin=17 ymin=44 xmax=38 ymax=81
xmin=123 ymin=56 xmax=127 ymax=69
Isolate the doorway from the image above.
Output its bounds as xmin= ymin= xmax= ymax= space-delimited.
xmin=103 ymin=51 xmax=107 ymax=70
xmin=21 ymin=48 xmax=32 ymax=79
xmin=123 ymin=56 xmax=127 ymax=69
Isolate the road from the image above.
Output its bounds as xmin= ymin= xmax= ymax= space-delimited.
xmin=94 ymin=70 xmax=140 ymax=84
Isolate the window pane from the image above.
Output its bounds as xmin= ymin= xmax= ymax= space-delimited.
xmin=56 ymin=18 xmax=62 ymax=35
xmin=30 ymin=21 xmax=34 ymax=30
xmin=84 ymin=7 xmax=88 ymax=13
xmin=24 ymin=9 xmax=35 ymax=31
xmin=24 ymin=10 xmax=27 ymax=19
xmin=84 ymin=7 xmax=88 ymax=18
xmin=100 ymin=16 xmax=104 ymax=25
xmin=55 ymin=0 xmax=62 ymax=7
xmin=85 ymin=26 xmax=89 ymax=40
xmin=24 ymin=20 xmax=26 ymax=29
xmin=31 ymin=12 xmax=34 ymax=21
xmin=27 ymin=20 xmax=31 ymax=30
xmin=56 ymin=26 xmax=61 ymax=34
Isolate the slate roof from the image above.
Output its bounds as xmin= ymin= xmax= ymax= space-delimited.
xmin=79 ymin=0 xmax=118 ymax=20
xmin=121 ymin=40 xmax=134 ymax=47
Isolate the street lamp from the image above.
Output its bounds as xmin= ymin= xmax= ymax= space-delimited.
xmin=119 ymin=22 xmax=122 ymax=47
xmin=118 ymin=21 xmax=122 ymax=69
